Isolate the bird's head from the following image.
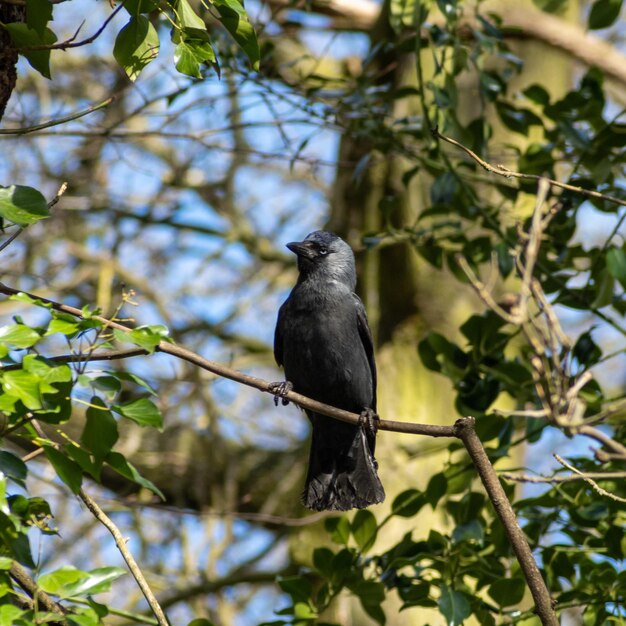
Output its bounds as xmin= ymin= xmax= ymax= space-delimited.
xmin=287 ymin=230 xmax=356 ymax=288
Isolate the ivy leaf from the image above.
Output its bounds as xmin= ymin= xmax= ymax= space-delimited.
xmin=113 ymin=15 xmax=160 ymax=81
xmin=3 ymin=24 xmax=57 ymax=79
xmin=324 ymin=516 xmax=350 ymax=545
xmin=43 ymin=447 xmax=83 ymax=494
xmin=81 ymin=397 xmax=119 ymax=463
xmin=105 ymin=451 xmax=165 ymax=499
xmin=112 ymin=397 xmax=162 ymax=429
xmin=26 ymin=0 xmax=53 ymax=36
xmin=2 ymin=370 xmax=42 ymax=410
xmin=0 ymin=323 xmax=41 ymax=349
xmin=0 ymin=185 xmax=49 ymax=226
xmin=175 ymin=36 xmax=216 ymax=78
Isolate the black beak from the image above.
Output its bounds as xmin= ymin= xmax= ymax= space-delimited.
xmin=286 ymin=240 xmax=316 ymax=259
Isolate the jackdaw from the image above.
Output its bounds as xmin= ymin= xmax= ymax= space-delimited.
xmin=272 ymin=230 xmax=385 ymax=511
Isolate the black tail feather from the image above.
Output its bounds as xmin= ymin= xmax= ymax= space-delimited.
xmin=303 ymin=414 xmax=385 ymax=511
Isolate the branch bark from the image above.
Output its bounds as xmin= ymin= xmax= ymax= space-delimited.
xmin=9 ymin=561 xmax=66 ymax=616
xmin=454 ymin=417 xmax=558 ymax=626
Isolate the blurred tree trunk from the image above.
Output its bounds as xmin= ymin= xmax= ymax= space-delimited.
xmin=322 ymin=1 xmax=579 ymax=623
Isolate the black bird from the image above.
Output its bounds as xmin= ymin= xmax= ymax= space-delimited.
xmin=273 ymin=230 xmax=385 ymax=511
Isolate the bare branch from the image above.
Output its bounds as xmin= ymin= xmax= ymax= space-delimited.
xmin=9 ymin=561 xmax=66 ymax=616
xmin=0 ymin=97 xmax=114 ymax=135
xmin=432 ymin=127 xmax=626 ymax=209
xmin=501 ymin=471 xmax=626 ymax=484
xmin=554 ymin=454 xmax=626 ymax=504
xmin=78 ymin=489 xmax=170 ymax=626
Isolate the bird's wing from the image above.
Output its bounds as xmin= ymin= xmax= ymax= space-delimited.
xmin=353 ymin=293 xmax=377 ymax=411
xmin=274 ymin=301 xmax=285 ymax=367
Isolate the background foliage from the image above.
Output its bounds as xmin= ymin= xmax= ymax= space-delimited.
xmin=0 ymin=0 xmax=625 ymax=624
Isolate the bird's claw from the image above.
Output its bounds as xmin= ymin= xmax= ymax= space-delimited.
xmin=269 ymin=381 xmax=293 ymax=406
xmin=358 ymin=408 xmax=380 ymax=437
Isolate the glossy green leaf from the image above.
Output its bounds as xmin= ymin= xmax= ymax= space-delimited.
xmin=278 ymin=576 xmax=312 ymax=603
xmin=0 ymin=452 xmax=27 ymax=488
xmin=488 ymin=576 xmax=526 ymax=606
xmin=174 ymin=38 xmax=216 ymax=78
xmin=113 ymin=15 xmax=160 ymax=81
xmin=26 ymin=0 xmax=53 ymax=35
xmin=438 ymin=584 xmax=471 ymax=626
xmin=0 ymin=185 xmax=49 ymax=226
xmin=588 ymin=0 xmax=623 ymax=29
xmin=82 ymin=397 xmax=119 ymax=462
xmin=391 ymin=489 xmax=425 ymax=517
xmin=324 ymin=516 xmax=350 ymax=545
xmin=0 ymin=323 xmax=41 ymax=349
xmin=212 ymin=0 xmax=259 ymax=70
xmin=352 ymin=509 xmax=377 ymax=552
xmin=606 ymin=246 xmax=626 ymax=289
xmin=112 ymin=397 xmax=162 ymax=428
xmin=43 ymin=447 xmax=82 ymax=493
xmin=106 ymin=451 xmax=165 ymax=499
xmin=3 ymin=24 xmax=57 ymax=79
xmin=1 ymin=370 xmax=42 ymax=409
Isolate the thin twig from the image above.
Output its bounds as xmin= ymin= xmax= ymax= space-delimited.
xmin=454 ymin=417 xmax=558 ymax=626
xmin=578 ymin=425 xmax=626 ymax=459
xmin=0 ymin=98 xmax=114 ymax=135
xmin=78 ymin=489 xmax=169 ymax=626
xmin=554 ymin=454 xmax=626 ymax=504
xmin=17 ymin=4 xmax=124 ymax=51
xmin=501 ymin=470 xmax=626 ymax=484
xmin=432 ymin=127 xmax=626 ymax=209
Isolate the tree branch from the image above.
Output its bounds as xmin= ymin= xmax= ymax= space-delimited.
xmin=432 ymin=127 xmax=626 ymax=209
xmin=9 ymin=561 xmax=66 ymax=616
xmin=453 ymin=417 xmax=558 ymax=626
xmin=78 ymin=488 xmax=169 ymax=626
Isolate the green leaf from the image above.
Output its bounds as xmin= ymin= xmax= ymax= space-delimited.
xmin=3 ymin=24 xmax=57 ymax=79
xmin=112 ymin=371 xmax=157 ymax=395
xmin=43 ymin=447 xmax=83 ymax=493
xmin=0 ymin=605 xmax=26 ymax=625
xmin=606 ymin=246 xmax=626 ymax=289
xmin=177 ymin=0 xmax=206 ymax=29
xmin=64 ymin=566 xmax=126 ymax=597
xmin=324 ymin=516 xmax=350 ymax=545
xmin=26 ymin=0 xmax=53 ymax=35
xmin=0 ymin=323 xmax=41 ymax=349
xmin=0 ymin=185 xmax=49 ymax=226
xmin=106 ymin=451 xmax=165 ymax=499
xmin=112 ymin=397 xmax=162 ymax=428
xmin=174 ymin=38 xmax=215 ymax=78
xmin=113 ymin=325 xmax=170 ymax=353
xmin=392 ymin=489 xmax=425 ymax=517
xmin=113 ymin=15 xmax=159 ymax=81
xmin=1 ymin=370 xmax=42 ymax=409
xmin=278 ymin=576 xmax=312 ymax=603
xmin=438 ymin=584 xmax=471 ymax=626
xmin=352 ymin=509 xmax=377 ymax=552
xmin=124 ymin=0 xmax=159 ymax=14
xmin=588 ymin=0 xmax=623 ymax=29
xmin=187 ymin=620 xmax=217 ymax=626
xmin=82 ymin=397 xmax=119 ymax=462
xmin=488 ymin=577 xmax=526 ymax=606
xmin=46 ymin=318 xmax=80 ymax=336
xmin=0 ymin=452 xmax=27 ymax=488
xmin=425 ymin=473 xmax=448 ymax=508
xmin=212 ymin=0 xmax=260 ymax=70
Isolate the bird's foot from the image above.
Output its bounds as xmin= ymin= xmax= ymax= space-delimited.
xmin=358 ymin=407 xmax=380 ymax=437
xmin=269 ymin=381 xmax=293 ymax=406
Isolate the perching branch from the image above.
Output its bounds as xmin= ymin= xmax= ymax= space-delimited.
xmin=0 ymin=282 xmax=560 ymax=624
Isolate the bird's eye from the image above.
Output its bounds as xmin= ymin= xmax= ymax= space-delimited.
xmin=319 ymin=247 xmax=328 ymax=255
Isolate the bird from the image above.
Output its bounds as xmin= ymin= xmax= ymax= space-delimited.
xmin=272 ymin=230 xmax=385 ymax=511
